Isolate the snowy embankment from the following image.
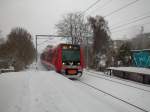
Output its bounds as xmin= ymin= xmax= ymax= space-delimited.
xmin=0 ymin=71 xmax=122 ymax=112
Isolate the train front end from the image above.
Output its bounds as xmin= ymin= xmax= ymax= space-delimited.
xmin=60 ymin=44 xmax=84 ymax=79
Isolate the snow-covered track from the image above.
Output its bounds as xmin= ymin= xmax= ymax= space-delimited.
xmin=78 ymin=80 xmax=149 ymax=112
xmin=85 ymin=71 xmax=150 ymax=93
xmin=86 ymin=70 xmax=150 ymax=88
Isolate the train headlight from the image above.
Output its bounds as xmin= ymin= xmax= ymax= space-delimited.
xmin=77 ymin=62 xmax=80 ymax=65
xmin=62 ymin=62 xmax=65 ymax=65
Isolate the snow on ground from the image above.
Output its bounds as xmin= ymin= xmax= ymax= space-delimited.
xmin=0 ymin=70 xmax=131 ymax=112
xmin=1 ymin=57 xmax=150 ymax=112
xmin=74 ymin=79 xmax=143 ymax=112
xmin=28 ymin=54 xmax=47 ymax=71
xmin=81 ymin=70 xmax=150 ymax=112
xmin=86 ymin=70 xmax=150 ymax=91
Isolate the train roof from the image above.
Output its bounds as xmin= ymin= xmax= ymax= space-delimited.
xmin=42 ymin=43 xmax=80 ymax=53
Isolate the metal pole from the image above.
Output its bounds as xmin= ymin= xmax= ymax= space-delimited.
xmin=35 ymin=35 xmax=38 ymax=70
xmin=86 ymin=37 xmax=89 ymax=69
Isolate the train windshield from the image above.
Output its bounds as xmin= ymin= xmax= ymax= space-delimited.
xmin=62 ymin=49 xmax=80 ymax=61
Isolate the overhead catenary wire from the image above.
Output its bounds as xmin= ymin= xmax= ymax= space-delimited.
xmin=37 ymin=39 xmax=51 ymax=46
xmin=110 ymin=11 xmax=150 ymax=28
xmin=82 ymin=0 xmax=140 ymax=20
xmin=111 ymin=21 xmax=150 ymax=33
xmin=87 ymin=0 xmax=113 ymax=15
xmin=104 ymin=0 xmax=140 ymax=17
xmin=36 ymin=35 xmax=69 ymax=47
xmin=81 ymin=0 xmax=149 ymax=39
xmin=82 ymin=0 xmax=102 ymax=14
xmin=97 ymin=0 xmax=113 ymax=10
xmin=110 ymin=15 xmax=150 ymax=31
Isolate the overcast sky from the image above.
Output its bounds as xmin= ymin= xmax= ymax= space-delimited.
xmin=0 ymin=0 xmax=150 ymax=41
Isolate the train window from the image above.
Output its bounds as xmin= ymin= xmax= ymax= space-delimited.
xmin=62 ymin=49 xmax=80 ymax=61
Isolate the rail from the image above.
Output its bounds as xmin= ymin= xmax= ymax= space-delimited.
xmin=85 ymin=71 xmax=150 ymax=92
xmin=79 ymin=80 xmax=149 ymax=112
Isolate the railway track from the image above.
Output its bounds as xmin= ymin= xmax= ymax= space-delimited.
xmin=78 ymin=80 xmax=149 ymax=112
xmin=86 ymin=70 xmax=150 ymax=88
xmin=84 ymin=71 xmax=150 ymax=93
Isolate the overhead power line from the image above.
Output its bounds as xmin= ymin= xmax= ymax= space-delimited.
xmin=88 ymin=0 xmax=113 ymax=15
xmin=98 ymin=0 xmax=113 ymax=10
xmin=110 ymin=15 xmax=150 ymax=31
xmin=104 ymin=0 xmax=140 ymax=17
xmin=110 ymin=11 xmax=150 ymax=28
xmin=82 ymin=0 xmax=102 ymax=14
xmin=111 ymin=21 xmax=150 ymax=33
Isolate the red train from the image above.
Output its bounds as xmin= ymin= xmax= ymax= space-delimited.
xmin=40 ymin=43 xmax=84 ymax=79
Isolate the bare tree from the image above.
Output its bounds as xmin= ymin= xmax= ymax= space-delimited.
xmin=7 ymin=27 xmax=36 ymax=71
xmin=56 ymin=12 xmax=89 ymax=44
xmin=88 ymin=15 xmax=111 ymax=69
